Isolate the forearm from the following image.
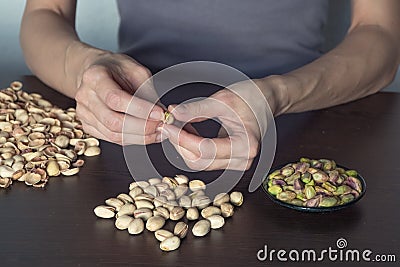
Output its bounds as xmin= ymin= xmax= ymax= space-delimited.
xmin=20 ymin=7 xmax=106 ymax=98
xmin=264 ymin=25 xmax=400 ymax=115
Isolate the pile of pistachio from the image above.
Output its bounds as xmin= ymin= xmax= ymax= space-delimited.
xmin=94 ymin=175 xmax=243 ymax=252
xmin=0 ymin=81 xmax=101 ymax=189
xmin=265 ymin=158 xmax=363 ymax=208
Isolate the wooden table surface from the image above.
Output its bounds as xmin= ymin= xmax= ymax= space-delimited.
xmin=0 ymin=76 xmax=399 ymax=267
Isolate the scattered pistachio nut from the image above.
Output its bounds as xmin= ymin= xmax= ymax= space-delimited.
xmin=93 ymin=175 xmax=244 ymax=252
xmin=0 ymin=81 xmax=101 ymax=189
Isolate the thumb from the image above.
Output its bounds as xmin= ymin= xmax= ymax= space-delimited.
xmin=168 ymin=98 xmax=221 ymax=123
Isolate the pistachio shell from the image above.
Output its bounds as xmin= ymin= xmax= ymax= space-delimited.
xmin=189 ymin=179 xmax=206 ymax=191
xmin=201 ymin=206 xmax=222 ymax=218
xmin=84 ymin=146 xmax=101 ymax=157
xmin=207 ymin=215 xmax=225 ymax=229
xmin=186 ymin=207 xmax=200 ymax=221
xmin=229 ymin=191 xmax=243 ymax=206
xmin=174 ymin=222 xmax=188 ymax=239
xmin=160 ymin=236 xmax=180 ymax=252
xmin=146 ymin=216 xmax=165 ymax=232
xmin=213 ymin=193 xmax=230 ymax=207
xmin=192 ymin=220 xmax=211 ymax=237
xmin=220 ymin=202 xmax=235 ymax=218
xmin=94 ymin=205 xmax=116 ymax=219
xmin=115 ymin=215 xmax=134 ymax=230
xmin=128 ymin=218 xmax=145 ymax=235
xmin=155 ymin=229 xmax=174 ymax=242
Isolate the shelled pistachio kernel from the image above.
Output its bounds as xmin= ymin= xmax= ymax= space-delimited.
xmin=163 ymin=111 xmax=174 ymax=124
xmin=265 ymin=158 xmax=363 ymax=208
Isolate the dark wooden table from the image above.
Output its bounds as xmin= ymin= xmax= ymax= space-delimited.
xmin=0 ymin=77 xmax=399 ymax=267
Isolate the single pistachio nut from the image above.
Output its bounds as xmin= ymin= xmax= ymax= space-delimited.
xmin=153 ymin=207 xmax=170 ymax=220
xmin=160 ymin=236 xmax=180 ymax=252
xmin=94 ymin=205 xmax=116 ymax=219
xmin=143 ymin=185 xmax=159 ymax=197
xmin=220 ymin=202 xmax=234 ymax=218
xmin=155 ymin=229 xmax=174 ymax=242
xmin=105 ymin=198 xmax=124 ymax=211
xmin=116 ymin=203 xmax=136 ymax=218
xmin=160 ymin=189 xmax=176 ymax=201
xmin=129 ymin=180 xmax=149 ymax=190
xmin=135 ymin=200 xmax=155 ymax=210
xmin=146 ymin=216 xmax=166 ymax=232
xmin=207 ymin=215 xmax=225 ymax=229
xmin=170 ymin=207 xmax=185 ymax=221
xmin=179 ymin=195 xmax=192 ymax=209
xmin=174 ymin=222 xmax=189 ymax=239
xmin=189 ymin=190 xmax=205 ymax=199
xmin=229 ymin=191 xmax=243 ymax=206
xmin=192 ymin=195 xmax=211 ymax=209
xmin=154 ymin=182 xmax=169 ymax=192
xmin=148 ymin=177 xmax=162 ymax=185
xmin=189 ymin=179 xmax=206 ymax=191
xmin=134 ymin=193 xmax=154 ymax=202
xmin=192 ymin=220 xmax=211 ymax=237
xmin=84 ymin=146 xmax=101 ymax=157
xmin=133 ymin=208 xmax=153 ymax=221
xmin=162 ymin=176 xmax=178 ymax=189
xmin=174 ymin=174 xmax=189 ymax=185
xmin=117 ymin=193 xmax=134 ymax=204
xmin=174 ymin=184 xmax=188 ymax=199
xmin=129 ymin=187 xmax=144 ymax=199
xmin=201 ymin=206 xmax=222 ymax=218
xmin=213 ymin=193 xmax=230 ymax=207
xmin=128 ymin=218 xmax=145 ymax=235
xmin=186 ymin=207 xmax=200 ymax=221
xmin=154 ymin=195 xmax=168 ymax=207
xmin=115 ymin=215 xmax=134 ymax=230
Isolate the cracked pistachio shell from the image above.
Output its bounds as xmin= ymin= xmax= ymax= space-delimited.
xmin=170 ymin=207 xmax=185 ymax=221
xmin=117 ymin=193 xmax=134 ymax=204
xmin=148 ymin=178 xmax=162 ymax=185
xmin=105 ymin=198 xmax=124 ymax=211
xmin=174 ymin=222 xmax=189 ymax=239
xmin=192 ymin=195 xmax=211 ymax=209
xmin=174 ymin=174 xmax=189 ymax=185
xmin=154 ymin=196 xmax=168 ymax=208
xmin=128 ymin=218 xmax=144 ymax=235
xmin=84 ymin=146 xmax=101 ymax=157
xmin=143 ymin=185 xmax=159 ymax=197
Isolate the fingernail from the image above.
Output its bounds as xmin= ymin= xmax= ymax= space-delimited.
xmin=150 ymin=111 xmax=162 ymax=120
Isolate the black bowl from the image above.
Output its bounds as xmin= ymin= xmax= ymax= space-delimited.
xmin=261 ymin=164 xmax=367 ymax=212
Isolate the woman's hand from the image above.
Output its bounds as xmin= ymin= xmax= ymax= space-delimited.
xmin=160 ymin=80 xmax=275 ymax=171
xmin=75 ymin=53 xmax=165 ymax=145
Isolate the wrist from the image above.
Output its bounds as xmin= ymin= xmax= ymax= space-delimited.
xmin=257 ymin=75 xmax=291 ymax=116
xmin=64 ymin=40 xmax=111 ymax=94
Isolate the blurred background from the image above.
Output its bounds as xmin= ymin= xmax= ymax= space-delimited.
xmin=0 ymin=0 xmax=398 ymax=91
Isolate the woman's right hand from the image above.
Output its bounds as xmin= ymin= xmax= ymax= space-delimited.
xmin=75 ymin=52 xmax=165 ymax=145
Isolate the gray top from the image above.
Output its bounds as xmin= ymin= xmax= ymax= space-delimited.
xmin=117 ymin=0 xmax=328 ymax=78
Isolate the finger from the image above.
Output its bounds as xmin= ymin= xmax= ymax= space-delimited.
xmin=77 ymin=104 xmax=158 ymax=145
xmin=84 ymin=93 xmax=160 ymax=135
xmin=170 ymin=141 xmax=252 ymax=171
xmin=168 ymin=98 xmax=225 ymax=123
xmin=78 ymin=72 xmax=164 ymax=121
xmin=162 ymin=124 xmax=232 ymax=159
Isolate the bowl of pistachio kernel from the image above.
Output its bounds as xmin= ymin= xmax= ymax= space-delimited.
xmin=262 ymin=158 xmax=366 ymax=212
